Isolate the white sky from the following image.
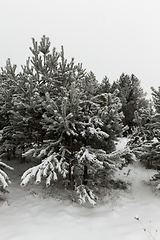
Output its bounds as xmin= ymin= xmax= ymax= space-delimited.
xmin=0 ymin=0 xmax=160 ymax=98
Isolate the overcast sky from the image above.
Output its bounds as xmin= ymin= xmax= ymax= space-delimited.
xmin=0 ymin=0 xmax=160 ymax=98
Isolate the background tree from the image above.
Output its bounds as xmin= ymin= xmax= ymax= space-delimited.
xmin=98 ymin=76 xmax=111 ymax=94
xmin=0 ymin=60 xmax=21 ymax=159
xmin=82 ymin=71 xmax=99 ymax=98
xmin=112 ymin=73 xmax=148 ymax=134
xmin=128 ymin=87 xmax=160 ymax=170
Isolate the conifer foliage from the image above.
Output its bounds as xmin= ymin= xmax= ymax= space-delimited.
xmin=0 ymin=160 xmax=13 ymax=196
xmin=113 ymin=73 xmax=148 ymax=134
xmin=132 ymin=87 xmax=160 ymax=189
xmin=129 ymin=87 xmax=160 ymax=172
xmin=0 ymin=36 xmax=131 ymax=205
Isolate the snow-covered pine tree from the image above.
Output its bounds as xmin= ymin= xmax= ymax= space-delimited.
xmin=98 ymin=76 xmax=111 ymax=94
xmin=147 ymin=87 xmax=160 ymax=189
xmin=0 ymin=36 xmax=60 ymax=160
xmin=0 ymin=60 xmax=21 ymax=159
xmin=19 ymin=37 xmax=131 ymax=205
xmin=0 ymin=71 xmax=15 ymax=196
xmin=0 ymin=60 xmax=37 ymax=159
xmin=21 ymin=87 xmax=128 ymax=204
xmin=143 ymin=87 xmax=160 ymax=169
xmin=114 ymin=73 xmax=148 ymax=134
xmin=128 ymin=87 xmax=160 ymax=170
xmin=81 ymin=71 xmax=99 ymax=99
xmin=15 ymin=36 xmax=60 ymax=146
xmin=132 ymin=101 xmax=154 ymax=141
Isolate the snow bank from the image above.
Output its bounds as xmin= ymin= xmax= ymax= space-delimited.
xmin=0 ymin=148 xmax=160 ymax=240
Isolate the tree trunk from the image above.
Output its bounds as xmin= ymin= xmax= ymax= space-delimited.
xmin=68 ymin=135 xmax=75 ymax=189
xmin=12 ymin=146 xmax=16 ymax=158
xmin=83 ymin=165 xmax=88 ymax=185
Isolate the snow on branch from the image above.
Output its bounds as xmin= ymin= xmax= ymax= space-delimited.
xmin=76 ymin=147 xmax=104 ymax=169
xmin=88 ymin=127 xmax=109 ymax=139
xmin=76 ymin=185 xmax=98 ymax=206
xmin=0 ymin=161 xmax=14 ymax=191
xmin=21 ymin=153 xmax=68 ymax=187
xmin=22 ymin=148 xmax=36 ymax=158
xmin=0 ymin=162 xmax=14 ymax=171
xmin=103 ymin=146 xmax=136 ymax=169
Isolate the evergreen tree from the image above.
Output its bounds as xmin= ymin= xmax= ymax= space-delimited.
xmin=115 ymin=73 xmax=148 ymax=134
xmin=0 ymin=36 xmax=60 ymax=159
xmin=0 ymin=36 xmax=133 ymax=205
xmin=82 ymin=71 xmax=99 ymax=99
xmin=0 ymin=60 xmax=21 ymax=159
xmin=151 ymin=86 xmax=160 ymax=113
xmin=110 ymin=80 xmax=118 ymax=94
xmin=98 ymin=76 xmax=111 ymax=94
xmin=19 ymin=36 xmax=130 ymax=205
xmin=128 ymin=87 xmax=160 ymax=170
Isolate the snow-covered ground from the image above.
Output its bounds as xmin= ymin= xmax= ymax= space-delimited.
xmin=0 ymin=139 xmax=160 ymax=240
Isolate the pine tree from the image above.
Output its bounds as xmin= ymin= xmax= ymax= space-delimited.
xmin=0 ymin=60 xmax=21 ymax=159
xmin=98 ymin=76 xmax=111 ymax=94
xmin=82 ymin=71 xmax=99 ymax=99
xmin=115 ymin=73 xmax=148 ymax=134
xmin=19 ymin=36 xmax=130 ymax=205
xmin=0 ymin=36 xmax=60 ymax=159
xmin=0 ymin=36 xmax=133 ymax=205
xmin=129 ymin=87 xmax=160 ymax=170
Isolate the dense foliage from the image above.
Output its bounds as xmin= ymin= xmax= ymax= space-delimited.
xmin=111 ymin=73 xmax=149 ymax=134
xmin=0 ymin=36 xmax=141 ymax=203
xmin=127 ymin=87 xmax=160 ymax=190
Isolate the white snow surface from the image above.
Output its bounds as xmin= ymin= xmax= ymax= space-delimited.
xmin=0 ymin=138 xmax=160 ymax=240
